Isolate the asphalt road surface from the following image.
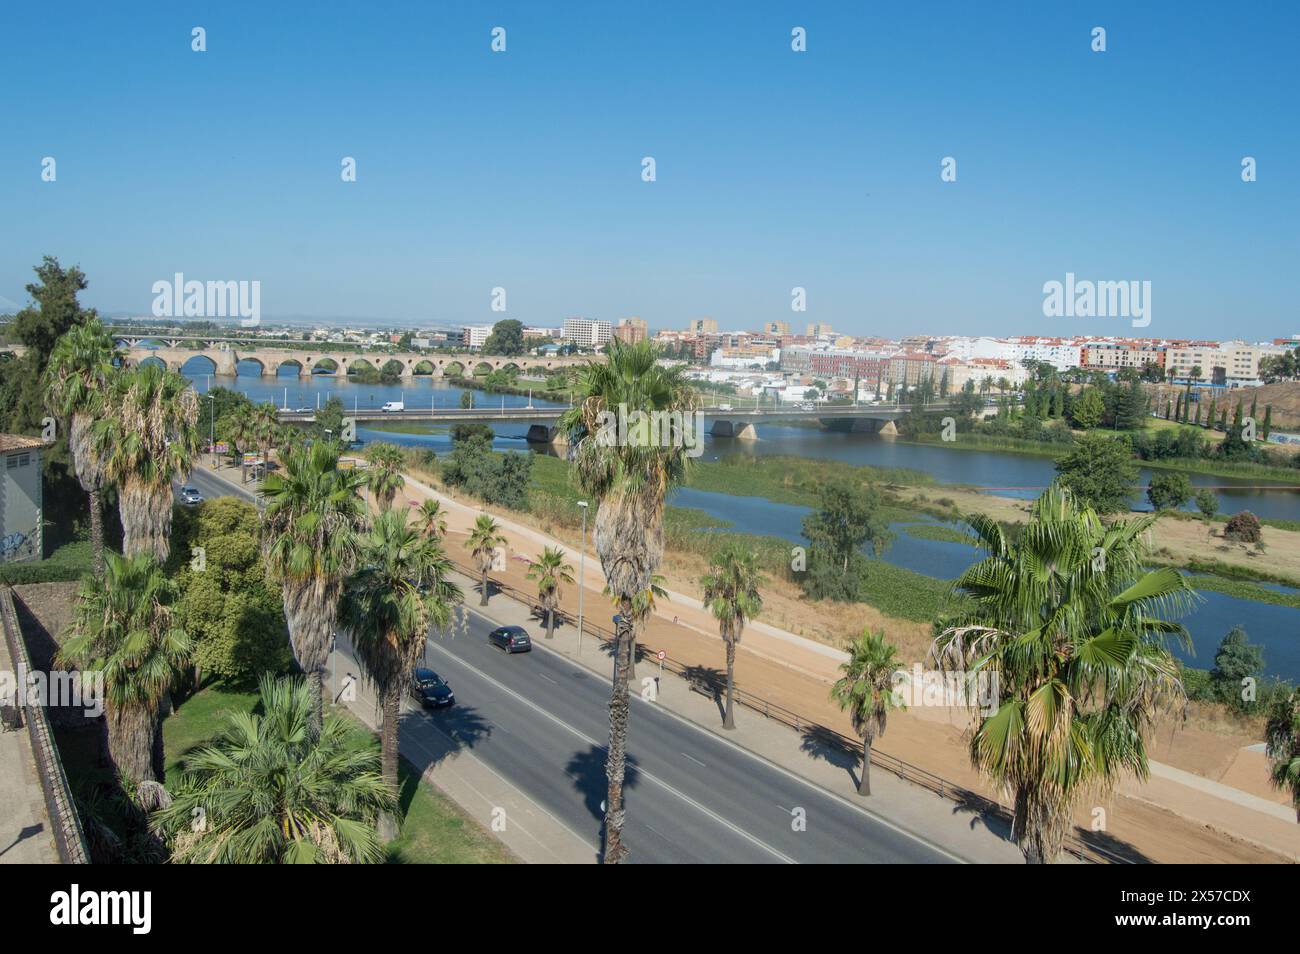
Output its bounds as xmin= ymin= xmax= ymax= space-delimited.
xmin=389 ymin=609 xmax=961 ymax=864
xmin=190 ymin=468 xmax=958 ymax=863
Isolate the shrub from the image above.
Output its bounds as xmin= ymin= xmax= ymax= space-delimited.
xmin=1194 ymin=489 xmax=1219 ymax=520
xmin=1223 ymin=511 xmax=1262 ymax=544
xmin=1146 ymin=472 xmax=1192 ymax=511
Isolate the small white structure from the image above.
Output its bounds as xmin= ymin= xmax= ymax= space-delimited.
xmin=0 ymin=434 xmax=46 ymax=563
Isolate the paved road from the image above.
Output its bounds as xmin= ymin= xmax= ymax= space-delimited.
xmin=179 ymin=465 xmax=258 ymax=506
xmin=382 ymin=608 xmax=960 ymax=864
xmin=189 ymin=466 xmax=958 ymax=863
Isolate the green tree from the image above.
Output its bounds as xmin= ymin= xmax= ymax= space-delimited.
xmin=935 ymin=483 xmax=1193 ymax=862
xmin=1194 ymin=489 xmax=1219 ymax=521
xmin=1146 ymin=472 xmax=1192 ymax=511
xmin=700 ymin=544 xmax=765 ymax=729
xmin=341 ymin=509 xmax=462 ymax=839
xmin=1070 ymin=387 xmax=1105 ymax=430
xmin=261 ymin=441 xmax=368 ymax=729
xmin=415 ymin=498 xmax=447 ymax=540
xmin=58 ymin=552 xmax=191 ymax=786
xmin=92 ymin=364 xmax=201 ymax=561
xmin=45 ymin=319 xmax=121 ymax=577
xmin=558 ymin=338 xmax=697 ymax=863
xmin=154 ymin=674 xmax=393 ymax=863
xmin=802 ymin=480 xmax=894 ymax=573
xmin=831 ymin=630 xmax=904 ymax=796
xmin=170 ymin=498 xmax=291 ymax=685
xmin=465 ymin=514 xmax=508 ymax=606
xmin=527 ymin=546 xmax=575 ymax=639
xmin=1054 ymin=433 xmax=1137 ymax=514
xmin=1210 ymin=626 xmax=1264 ymax=711
xmin=482 ymin=319 xmax=525 ymax=355
xmin=364 ymin=442 xmax=406 ymax=511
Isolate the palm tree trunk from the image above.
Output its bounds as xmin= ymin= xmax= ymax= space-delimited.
xmin=378 ymin=679 xmax=402 ymax=842
xmin=106 ymin=701 xmax=157 ymax=785
xmin=480 ymin=569 xmax=489 ymax=606
xmin=858 ymin=737 xmax=872 ymax=795
xmin=546 ymin=606 xmax=555 ymax=639
xmin=603 ymin=607 xmax=634 ymax=864
xmin=88 ymin=485 xmax=105 ymax=578
xmin=1012 ymin=785 xmax=1064 ymax=864
xmin=723 ymin=637 xmax=736 ymax=729
xmin=308 ymin=667 xmax=325 ymax=729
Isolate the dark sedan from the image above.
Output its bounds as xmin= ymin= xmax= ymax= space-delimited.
xmin=488 ymin=625 xmax=532 ymax=654
xmin=409 ymin=668 xmax=455 ymax=708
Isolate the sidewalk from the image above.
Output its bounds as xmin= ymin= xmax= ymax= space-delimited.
xmin=390 ymin=472 xmax=1300 ymax=864
xmin=0 ymin=617 xmax=58 ymax=864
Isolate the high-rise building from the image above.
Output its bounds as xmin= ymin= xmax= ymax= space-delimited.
xmin=688 ymin=317 xmax=718 ymax=334
xmin=615 ymin=316 xmax=648 ymax=343
xmin=806 ymin=322 xmax=833 ymax=337
xmin=563 ymin=317 xmax=613 ymax=349
xmin=463 ymin=325 xmax=493 ymax=349
xmin=764 ymin=320 xmax=790 ymax=336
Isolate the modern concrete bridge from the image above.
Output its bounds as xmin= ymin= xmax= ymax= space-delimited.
xmin=116 ymin=342 xmax=591 ymax=380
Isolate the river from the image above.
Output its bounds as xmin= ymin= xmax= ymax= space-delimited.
xmin=185 ymin=361 xmax=1300 ymax=679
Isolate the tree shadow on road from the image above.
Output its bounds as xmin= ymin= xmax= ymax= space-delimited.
xmin=564 ymin=744 xmax=642 ymax=863
xmin=396 ymin=702 xmax=494 ymax=821
xmin=798 ymin=726 xmax=862 ymax=791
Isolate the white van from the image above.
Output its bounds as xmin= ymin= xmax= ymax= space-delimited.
xmin=380 ymin=401 xmax=405 ymax=413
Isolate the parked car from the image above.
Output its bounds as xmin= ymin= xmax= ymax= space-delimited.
xmin=295 ymin=406 xmax=313 ymax=413
xmin=380 ymin=401 xmax=405 ymax=412
xmin=488 ymin=625 xmax=532 ymax=654
xmin=409 ymin=668 xmax=455 ymax=708
xmin=179 ymin=486 xmax=204 ymax=505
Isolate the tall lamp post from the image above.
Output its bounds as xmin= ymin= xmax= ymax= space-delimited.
xmin=576 ymin=500 xmax=589 ymax=654
xmin=208 ymin=392 xmax=216 ymax=468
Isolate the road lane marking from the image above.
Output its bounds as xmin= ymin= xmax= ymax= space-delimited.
xmin=681 ymin=752 xmax=706 ymax=768
xmin=426 ymin=636 xmax=796 ymax=864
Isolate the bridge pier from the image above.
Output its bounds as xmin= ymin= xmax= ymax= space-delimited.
xmin=710 ymin=420 xmax=758 ymax=440
xmin=526 ymin=424 xmax=569 ymax=447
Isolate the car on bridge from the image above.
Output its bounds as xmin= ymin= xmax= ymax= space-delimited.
xmin=380 ymin=401 xmax=404 ymax=412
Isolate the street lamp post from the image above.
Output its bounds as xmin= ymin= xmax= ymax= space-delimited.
xmin=209 ymin=393 xmax=216 ymax=468
xmin=576 ymin=500 xmax=589 ymax=654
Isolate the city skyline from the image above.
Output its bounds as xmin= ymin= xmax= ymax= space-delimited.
xmin=2 ymin=1 xmax=1296 ymax=338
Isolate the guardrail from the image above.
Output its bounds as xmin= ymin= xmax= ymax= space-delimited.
xmin=452 ymin=557 xmax=1131 ymax=865
xmin=0 ymin=587 xmax=89 ymax=864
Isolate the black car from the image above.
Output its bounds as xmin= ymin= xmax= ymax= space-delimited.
xmin=409 ymin=668 xmax=455 ymax=708
xmin=488 ymin=625 xmax=532 ymax=654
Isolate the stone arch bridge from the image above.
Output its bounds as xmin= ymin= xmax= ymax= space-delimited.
xmin=118 ymin=344 xmax=590 ymax=380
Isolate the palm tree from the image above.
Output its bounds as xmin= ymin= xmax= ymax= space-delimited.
xmin=45 ymin=318 xmax=120 ymax=577
xmin=933 ymin=482 xmax=1194 ymax=863
xmin=700 ymin=544 xmax=765 ymax=729
xmin=154 ymin=674 xmax=394 ymax=863
xmin=415 ymin=498 xmax=447 ymax=540
xmin=57 ymin=552 xmax=191 ymax=786
xmin=1264 ymin=692 xmax=1300 ymax=822
xmin=365 ymin=442 xmax=406 ymax=511
xmin=558 ymin=338 xmax=697 ymax=863
xmin=340 ymin=509 xmax=462 ymax=839
xmin=527 ymin=546 xmax=575 ymax=639
xmin=227 ymin=402 xmax=257 ymax=479
xmin=262 ymin=440 xmax=368 ymax=730
xmin=92 ymin=363 xmax=200 ymax=561
xmin=601 ymin=574 xmax=668 ymax=685
xmin=465 ymin=514 xmax=507 ymax=606
xmin=831 ymin=631 xmax=904 ymax=795
xmin=252 ymin=402 xmax=280 ymax=469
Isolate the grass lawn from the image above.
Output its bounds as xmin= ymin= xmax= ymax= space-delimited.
xmin=163 ymin=682 xmax=515 ymax=863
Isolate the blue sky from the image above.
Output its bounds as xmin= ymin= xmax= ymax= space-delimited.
xmin=1 ymin=1 xmax=1295 ymax=339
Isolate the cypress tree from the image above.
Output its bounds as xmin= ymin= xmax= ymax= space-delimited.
xmin=1262 ymin=404 xmax=1273 ymax=441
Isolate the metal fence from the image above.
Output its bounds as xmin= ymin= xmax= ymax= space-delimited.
xmin=0 ymin=587 xmax=89 ymax=864
xmin=456 ymin=558 xmax=1131 ymax=865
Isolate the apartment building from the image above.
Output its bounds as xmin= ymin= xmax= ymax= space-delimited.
xmin=1165 ymin=341 xmax=1284 ymax=387
xmin=687 ymin=317 xmax=719 ymax=334
xmin=710 ymin=344 xmax=779 ymax=369
xmin=763 ymin=320 xmax=790 ymax=336
xmin=1081 ymin=340 xmax=1166 ymax=373
xmin=806 ymin=321 xmax=834 ymax=337
xmin=614 ymin=317 xmax=648 ymax=343
xmin=462 ymin=325 xmax=493 ymax=349
xmin=562 ymin=317 xmax=613 ymax=349
xmin=1007 ymin=336 xmax=1083 ymax=371
xmin=888 ymin=351 xmax=938 ymax=387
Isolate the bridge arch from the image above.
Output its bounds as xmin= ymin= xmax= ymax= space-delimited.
xmin=312 ymin=356 xmax=340 ymax=374
xmin=442 ymin=360 xmax=465 ymax=376
xmin=347 ymin=357 xmax=377 ymax=376
xmin=180 ymin=353 xmax=218 ymax=377
xmin=412 ymin=360 xmax=436 ymax=376
xmin=273 ymin=358 xmax=305 ymax=377
xmin=236 ymin=356 xmax=268 ymax=377
xmin=136 ymin=354 xmax=167 ymax=372
xmin=472 ymin=361 xmax=494 ymax=377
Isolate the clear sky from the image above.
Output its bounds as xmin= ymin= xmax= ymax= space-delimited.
xmin=1 ymin=1 xmax=1295 ymax=340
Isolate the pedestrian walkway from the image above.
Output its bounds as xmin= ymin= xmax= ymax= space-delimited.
xmin=0 ymin=607 xmax=58 ymax=864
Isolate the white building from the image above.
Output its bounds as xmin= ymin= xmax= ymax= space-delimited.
xmin=1 ymin=435 xmax=46 ymax=564
xmin=562 ymin=317 xmax=613 ymax=350
xmin=462 ymin=325 xmax=493 ymax=350
xmin=1166 ymin=341 xmax=1285 ymax=387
